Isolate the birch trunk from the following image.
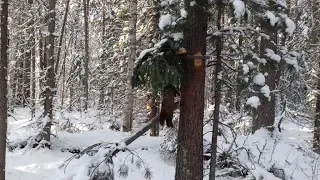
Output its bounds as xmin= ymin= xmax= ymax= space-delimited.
xmin=123 ymin=0 xmax=137 ymax=132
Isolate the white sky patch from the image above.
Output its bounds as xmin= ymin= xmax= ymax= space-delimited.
xmin=159 ymin=14 xmax=172 ymax=30
xmin=171 ymin=32 xmax=184 ymax=41
xmin=242 ymin=64 xmax=249 ymax=74
xmin=180 ymin=9 xmax=187 ymax=18
xmin=260 ymin=85 xmax=271 ymax=100
xmin=265 ymin=11 xmax=279 ymax=26
xmin=253 ymin=73 xmax=265 ymax=86
xmin=233 ymin=0 xmax=245 ymax=20
xmin=265 ymin=48 xmax=281 ymax=62
xmin=246 ymin=96 xmax=260 ymax=108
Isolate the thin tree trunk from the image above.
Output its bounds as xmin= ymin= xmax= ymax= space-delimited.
xmin=175 ymin=0 xmax=208 ymax=179
xmin=55 ymin=0 xmax=70 ymax=75
xmin=83 ymin=0 xmax=89 ymax=111
xmin=28 ymin=0 xmax=36 ymax=119
xmin=23 ymin=47 xmax=31 ymax=107
xmin=0 ymin=0 xmax=8 ymax=179
xmin=123 ymin=0 xmax=137 ymax=132
xmin=40 ymin=0 xmax=57 ymax=148
xmin=148 ymin=93 xmax=160 ymax=136
xmin=209 ymin=1 xmax=223 ymax=179
xmin=31 ymin=31 xmax=36 ymax=119
xmin=98 ymin=10 xmax=106 ymax=113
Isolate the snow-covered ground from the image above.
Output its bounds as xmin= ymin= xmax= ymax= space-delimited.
xmin=5 ymin=108 xmax=320 ymax=180
xmin=6 ymin=108 xmax=174 ymax=180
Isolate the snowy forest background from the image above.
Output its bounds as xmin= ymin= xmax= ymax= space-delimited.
xmin=0 ymin=0 xmax=319 ymax=180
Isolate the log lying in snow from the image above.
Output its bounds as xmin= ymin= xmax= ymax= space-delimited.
xmin=112 ymin=114 xmax=160 ymax=156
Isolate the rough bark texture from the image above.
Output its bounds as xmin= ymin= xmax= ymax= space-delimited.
xmin=83 ymin=0 xmax=90 ymax=111
xmin=311 ymin=0 xmax=320 ymax=153
xmin=147 ymin=93 xmax=160 ymax=136
xmin=123 ymin=0 xmax=137 ymax=132
xmin=99 ymin=11 xmax=107 ymax=112
xmin=174 ymin=0 xmax=208 ymax=179
xmin=41 ymin=0 xmax=57 ymax=148
xmin=209 ymin=1 xmax=223 ymax=179
xmin=23 ymin=50 xmax=31 ymax=107
xmin=0 ymin=0 xmax=8 ymax=179
xmin=252 ymin=16 xmax=278 ymax=132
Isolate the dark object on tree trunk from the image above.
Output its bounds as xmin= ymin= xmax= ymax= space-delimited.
xmin=159 ymin=84 xmax=180 ymax=127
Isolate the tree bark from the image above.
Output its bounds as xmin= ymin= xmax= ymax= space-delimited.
xmin=123 ymin=0 xmax=137 ymax=132
xmin=311 ymin=0 xmax=320 ymax=153
xmin=55 ymin=0 xmax=70 ymax=75
xmin=252 ymin=13 xmax=278 ymax=133
xmin=147 ymin=93 xmax=160 ymax=136
xmin=98 ymin=10 xmax=107 ymax=113
xmin=40 ymin=0 xmax=57 ymax=148
xmin=0 ymin=0 xmax=8 ymax=179
xmin=209 ymin=1 xmax=223 ymax=179
xmin=175 ymin=0 xmax=208 ymax=180
xmin=83 ymin=0 xmax=89 ymax=111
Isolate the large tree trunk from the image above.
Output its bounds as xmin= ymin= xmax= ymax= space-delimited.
xmin=252 ymin=14 xmax=278 ymax=133
xmin=174 ymin=0 xmax=208 ymax=179
xmin=0 ymin=0 xmax=8 ymax=179
xmin=209 ymin=1 xmax=223 ymax=179
xmin=311 ymin=0 xmax=320 ymax=153
xmin=40 ymin=0 xmax=57 ymax=148
xmin=83 ymin=0 xmax=89 ymax=111
xmin=123 ymin=0 xmax=137 ymax=132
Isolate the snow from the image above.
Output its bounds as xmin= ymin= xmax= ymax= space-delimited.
xmin=190 ymin=1 xmax=196 ymax=6
xmin=232 ymin=0 xmax=245 ymax=20
xmin=159 ymin=14 xmax=172 ymax=30
xmin=246 ymin=96 xmax=260 ymax=108
xmin=171 ymin=32 xmax=183 ymax=41
xmin=265 ymin=48 xmax=281 ymax=62
xmin=253 ymin=73 xmax=265 ymax=86
xmin=283 ymin=55 xmax=299 ymax=71
xmin=276 ymin=0 xmax=287 ymax=8
xmin=265 ymin=11 xmax=279 ymax=26
xmin=6 ymin=107 xmax=320 ymax=180
xmin=285 ymin=16 xmax=295 ymax=36
xmin=253 ymin=54 xmax=267 ymax=65
xmin=136 ymin=47 xmax=156 ymax=61
xmin=242 ymin=64 xmax=249 ymax=74
xmin=180 ymin=9 xmax=187 ymax=18
xmin=247 ymin=61 xmax=254 ymax=68
xmin=6 ymin=108 xmax=173 ymax=180
xmin=260 ymin=85 xmax=271 ymax=100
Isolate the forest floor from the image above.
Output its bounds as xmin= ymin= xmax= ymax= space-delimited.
xmin=6 ymin=108 xmax=174 ymax=180
xmin=5 ymin=108 xmax=320 ymax=180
